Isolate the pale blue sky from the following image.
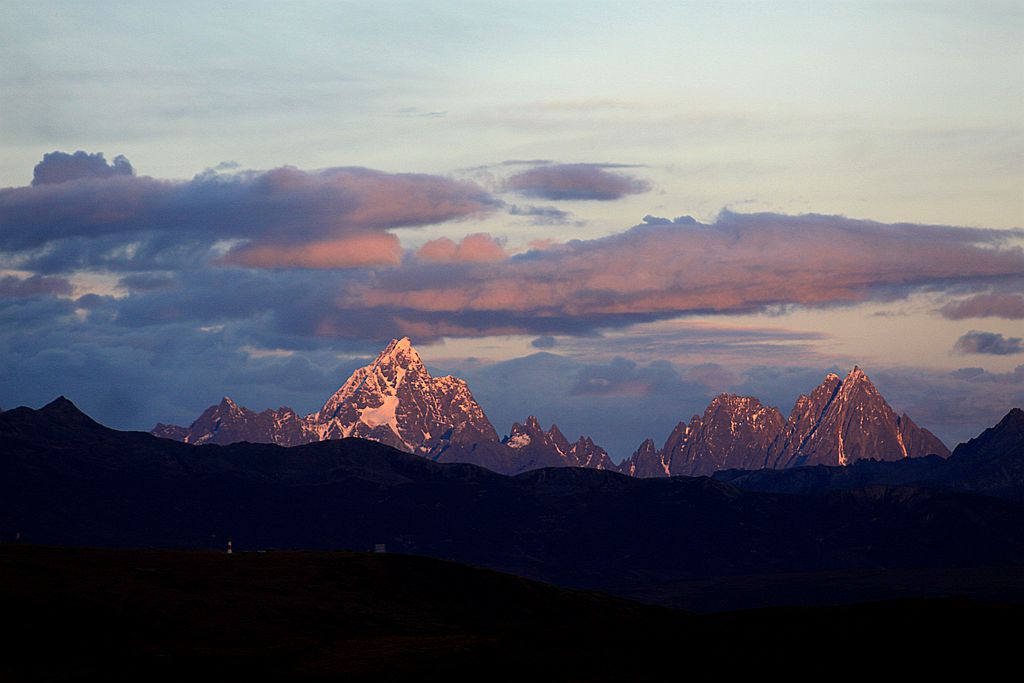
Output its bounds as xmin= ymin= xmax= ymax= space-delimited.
xmin=3 ymin=1 xmax=1021 ymax=227
xmin=1 ymin=1 xmax=1022 ymax=451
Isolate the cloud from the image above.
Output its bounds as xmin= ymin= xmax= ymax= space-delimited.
xmin=0 ymin=274 xmax=74 ymax=298
xmin=685 ymin=363 xmax=742 ymax=391
xmin=569 ymin=358 xmax=682 ymax=397
xmin=220 ymin=233 xmax=403 ymax=269
xmin=939 ymin=293 xmax=1024 ymax=320
xmin=503 ymin=163 xmax=651 ymax=200
xmin=116 ymin=273 xmax=176 ymax=292
xmin=952 ymin=330 xmax=1024 ymax=355
xmin=1 ymin=153 xmax=498 ymax=271
xmin=642 ymin=214 xmax=699 ymax=225
xmin=507 ymin=204 xmax=575 ymax=224
xmin=415 ymin=233 xmax=507 ymax=263
xmin=32 ymin=150 xmax=134 ymax=186
xmin=531 ymin=335 xmax=557 ymax=349
xmin=352 ymin=211 xmax=1024 ymax=338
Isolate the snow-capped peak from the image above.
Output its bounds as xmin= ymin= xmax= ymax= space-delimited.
xmin=376 ymin=337 xmax=421 ymax=366
xmin=308 ymin=337 xmax=499 ymax=452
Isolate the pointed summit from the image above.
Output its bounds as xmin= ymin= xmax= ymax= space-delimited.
xmin=38 ymin=396 xmax=102 ymax=430
xmin=620 ymin=437 xmax=666 ymax=477
xmin=771 ymin=365 xmax=948 ymax=467
xmin=665 ymin=394 xmax=785 ymax=476
xmin=505 ymin=416 xmax=558 ymax=451
xmin=376 ymin=337 xmax=421 ymax=366
xmin=546 ymin=423 xmax=572 ymax=455
xmin=846 ymin=365 xmax=868 ymax=381
xmin=42 ymin=396 xmax=78 ymax=412
xmin=155 ymin=338 xmax=497 ymax=453
xmin=314 ymin=338 xmax=498 ymax=451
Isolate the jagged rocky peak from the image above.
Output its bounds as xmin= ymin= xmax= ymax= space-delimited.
xmin=314 ymin=338 xmax=499 ymax=451
xmin=151 ymin=338 xmax=498 ymax=454
xmin=665 ymin=394 xmax=786 ymax=476
xmin=628 ymin=366 xmax=949 ymax=479
xmin=546 ymin=423 xmax=573 ymax=454
xmin=505 ymin=416 xmax=544 ymax=449
xmin=500 ymin=415 xmax=617 ymax=470
xmin=620 ymin=437 xmax=665 ymax=477
xmin=504 ymin=415 xmax=564 ymax=453
xmin=705 ymin=394 xmax=783 ymax=426
xmin=570 ymin=435 xmax=618 ymax=471
xmin=770 ymin=366 xmax=949 ymax=468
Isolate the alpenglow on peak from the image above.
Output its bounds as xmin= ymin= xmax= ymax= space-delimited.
xmin=154 ymin=338 xmax=499 ymax=454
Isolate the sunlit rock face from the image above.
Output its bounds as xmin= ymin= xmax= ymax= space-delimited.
xmin=152 ymin=338 xmax=498 ymax=453
xmin=312 ymin=337 xmax=499 ymax=452
xmin=156 ymin=350 xmax=948 ymax=477
xmin=621 ymin=367 xmax=949 ymax=477
xmin=768 ymin=367 xmax=949 ymax=468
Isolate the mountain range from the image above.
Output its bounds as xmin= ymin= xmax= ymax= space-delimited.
xmin=153 ymin=338 xmax=949 ymax=476
xmin=3 ymin=397 xmax=1023 ymax=611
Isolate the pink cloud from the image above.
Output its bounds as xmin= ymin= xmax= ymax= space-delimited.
xmin=0 ymin=154 xmax=498 ymax=271
xmin=415 ymin=233 xmax=507 ymax=263
xmin=351 ymin=212 xmax=1024 ymax=330
xmin=220 ymin=233 xmax=402 ymax=269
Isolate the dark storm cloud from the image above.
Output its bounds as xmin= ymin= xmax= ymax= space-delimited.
xmin=31 ymin=150 xmax=134 ymax=186
xmin=503 ymin=163 xmax=651 ymax=200
xmin=952 ymin=330 xmax=1024 ymax=355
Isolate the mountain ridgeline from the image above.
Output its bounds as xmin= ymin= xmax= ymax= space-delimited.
xmin=153 ymin=338 xmax=949 ymax=476
xmin=622 ymin=367 xmax=949 ymax=476
xmin=4 ymin=397 xmax=1024 ymax=611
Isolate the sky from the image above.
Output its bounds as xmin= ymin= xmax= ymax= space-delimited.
xmin=1 ymin=1 xmax=1022 ymax=459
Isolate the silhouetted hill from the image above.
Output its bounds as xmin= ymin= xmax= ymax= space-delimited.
xmin=0 ymin=545 xmax=1018 ymax=681
xmin=3 ymin=399 xmax=1024 ymax=611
